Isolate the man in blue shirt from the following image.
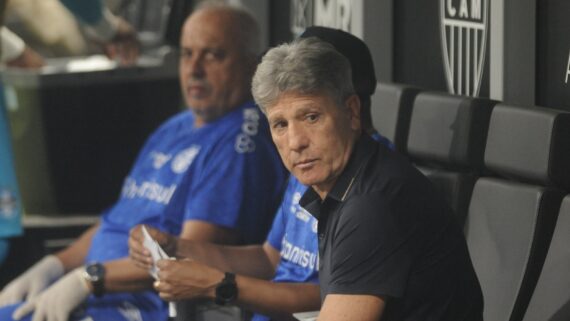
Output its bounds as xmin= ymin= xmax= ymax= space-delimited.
xmin=128 ymin=27 xmax=394 ymax=321
xmin=0 ymin=3 xmax=285 ymax=321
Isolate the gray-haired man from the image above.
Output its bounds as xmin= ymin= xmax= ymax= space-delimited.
xmin=252 ymin=37 xmax=483 ymax=321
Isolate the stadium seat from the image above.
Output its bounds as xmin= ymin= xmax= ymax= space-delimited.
xmin=406 ymin=92 xmax=496 ymax=224
xmin=407 ymin=92 xmax=496 ymax=171
xmin=417 ymin=167 xmax=476 ymax=226
xmin=521 ymin=195 xmax=570 ymax=321
xmin=483 ymin=104 xmax=570 ymax=191
xmin=465 ymin=104 xmax=570 ymax=321
xmin=371 ymin=82 xmax=420 ymax=154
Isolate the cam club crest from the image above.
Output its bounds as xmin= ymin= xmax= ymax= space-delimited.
xmin=440 ymin=0 xmax=488 ymax=97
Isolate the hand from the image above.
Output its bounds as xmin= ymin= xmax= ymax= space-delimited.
xmin=0 ymin=256 xmax=64 ymax=307
xmin=6 ymin=46 xmax=44 ymax=69
xmin=102 ymin=17 xmax=139 ymax=66
xmin=155 ymin=259 xmax=223 ymax=301
xmin=12 ymin=268 xmax=90 ymax=321
xmin=129 ymin=225 xmax=177 ymax=270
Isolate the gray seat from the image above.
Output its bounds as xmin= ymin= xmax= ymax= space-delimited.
xmin=465 ymin=104 xmax=570 ymax=321
xmin=466 ymin=179 xmax=564 ymax=321
xmin=417 ymin=167 xmax=476 ymax=226
xmin=407 ymin=92 xmax=496 ymax=223
xmin=407 ymin=92 xmax=496 ymax=171
xmin=371 ymin=82 xmax=420 ymax=154
xmin=522 ymin=195 xmax=570 ymax=321
xmin=484 ymin=104 xmax=570 ymax=191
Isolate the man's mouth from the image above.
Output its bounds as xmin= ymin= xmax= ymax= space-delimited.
xmin=294 ymin=159 xmax=318 ymax=170
xmin=187 ymin=85 xmax=206 ymax=96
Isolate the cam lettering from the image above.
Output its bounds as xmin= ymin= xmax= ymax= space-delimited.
xmin=446 ymin=0 xmax=482 ymax=20
xmin=472 ymin=0 xmax=481 ymax=19
xmin=447 ymin=0 xmax=456 ymax=17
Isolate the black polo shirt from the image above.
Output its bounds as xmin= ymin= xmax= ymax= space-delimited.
xmin=300 ymin=134 xmax=483 ymax=321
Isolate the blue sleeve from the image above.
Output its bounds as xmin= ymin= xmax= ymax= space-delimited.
xmin=60 ymin=0 xmax=104 ymax=25
xmin=266 ymin=177 xmax=310 ymax=250
xmin=266 ymin=206 xmax=286 ymax=250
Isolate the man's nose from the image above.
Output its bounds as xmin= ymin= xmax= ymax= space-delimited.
xmin=288 ymin=122 xmax=309 ymax=152
xmin=186 ymin=55 xmax=205 ymax=79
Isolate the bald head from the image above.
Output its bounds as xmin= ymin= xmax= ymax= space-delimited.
xmin=187 ymin=2 xmax=261 ymax=57
xmin=179 ymin=3 xmax=260 ymax=127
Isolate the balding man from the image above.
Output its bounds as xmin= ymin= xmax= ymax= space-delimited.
xmin=0 ymin=2 xmax=285 ymax=321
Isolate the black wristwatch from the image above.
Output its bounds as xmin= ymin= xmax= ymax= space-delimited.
xmin=215 ymin=272 xmax=238 ymax=305
xmin=83 ymin=262 xmax=106 ymax=298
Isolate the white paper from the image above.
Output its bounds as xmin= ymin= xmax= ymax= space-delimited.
xmin=141 ymin=226 xmax=177 ymax=317
xmin=141 ymin=225 xmax=169 ymax=279
xmin=293 ymin=311 xmax=319 ymax=321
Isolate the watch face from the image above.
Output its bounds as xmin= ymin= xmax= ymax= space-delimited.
xmin=217 ymin=283 xmax=237 ymax=301
xmin=86 ymin=263 xmax=104 ymax=281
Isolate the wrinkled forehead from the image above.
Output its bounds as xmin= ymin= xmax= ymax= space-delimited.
xmin=266 ymin=91 xmax=341 ymax=118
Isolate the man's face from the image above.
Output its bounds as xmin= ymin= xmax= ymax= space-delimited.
xmin=266 ymin=92 xmax=361 ymax=197
xmin=179 ymin=9 xmax=253 ymax=127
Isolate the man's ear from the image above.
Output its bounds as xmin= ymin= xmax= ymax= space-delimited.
xmin=345 ymin=94 xmax=361 ymax=131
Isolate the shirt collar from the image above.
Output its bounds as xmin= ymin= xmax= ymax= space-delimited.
xmin=300 ymin=133 xmax=378 ymax=219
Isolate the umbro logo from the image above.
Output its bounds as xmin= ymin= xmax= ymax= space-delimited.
xmin=150 ymin=152 xmax=172 ymax=169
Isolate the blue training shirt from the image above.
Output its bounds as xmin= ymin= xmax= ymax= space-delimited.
xmin=83 ymin=101 xmax=286 ymax=320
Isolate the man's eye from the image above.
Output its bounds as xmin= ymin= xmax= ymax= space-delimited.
xmin=180 ymin=49 xmax=192 ymax=60
xmin=273 ymin=121 xmax=287 ymax=129
xmin=306 ymin=114 xmax=319 ymax=123
xmin=205 ymin=50 xmax=226 ymax=61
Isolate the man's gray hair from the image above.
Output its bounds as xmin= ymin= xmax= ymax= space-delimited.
xmin=252 ymin=37 xmax=355 ymax=113
xmin=194 ymin=0 xmax=261 ymax=57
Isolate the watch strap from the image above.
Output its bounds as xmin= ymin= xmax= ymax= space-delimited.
xmin=84 ymin=263 xmax=106 ymax=298
xmin=215 ymin=272 xmax=238 ymax=305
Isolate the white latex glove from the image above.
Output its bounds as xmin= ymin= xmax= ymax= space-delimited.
xmin=0 ymin=256 xmax=64 ymax=306
xmin=13 ymin=268 xmax=90 ymax=321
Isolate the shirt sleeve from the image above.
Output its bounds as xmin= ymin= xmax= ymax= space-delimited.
xmin=266 ymin=178 xmax=296 ymax=250
xmin=327 ymin=194 xmax=421 ymax=298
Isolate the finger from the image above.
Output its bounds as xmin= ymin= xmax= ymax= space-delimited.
xmin=13 ymin=300 xmax=36 ymax=320
xmin=105 ymin=45 xmax=117 ymax=61
xmin=153 ymin=280 xmax=162 ymax=292
xmin=125 ymin=45 xmax=139 ymax=65
xmin=115 ymin=44 xmax=125 ymax=65
xmin=159 ymin=291 xmax=175 ymax=301
xmin=129 ymin=239 xmax=150 ymax=257
xmin=155 ymin=282 xmax=175 ymax=301
xmin=129 ymin=253 xmax=152 ymax=270
xmin=31 ymin=302 xmax=47 ymax=321
xmin=128 ymin=249 xmax=145 ymax=264
xmin=156 ymin=259 xmax=173 ymax=270
xmin=129 ymin=225 xmax=141 ymax=240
